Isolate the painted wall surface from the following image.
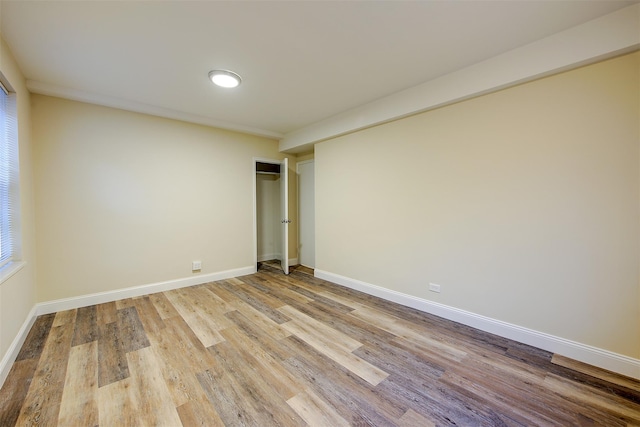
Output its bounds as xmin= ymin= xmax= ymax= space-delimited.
xmin=32 ymin=95 xmax=295 ymax=302
xmin=256 ymin=173 xmax=281 ymax=261
xmin=295 ymin=151 xmax=314 ymax=163
xmin=315 ymin=52 xmax=640 ymax=358
xmin=297 ymin=160 xmax=315 ymax=268
xmin=0 ymin=37 xmax=37 ymax=359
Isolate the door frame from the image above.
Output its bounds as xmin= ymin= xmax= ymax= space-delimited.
xmin=252 ymin=157 xmax=286 ymax=273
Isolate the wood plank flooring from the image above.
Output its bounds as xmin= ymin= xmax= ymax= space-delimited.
xmin=1 ymin=262 xmax=639 ymax=426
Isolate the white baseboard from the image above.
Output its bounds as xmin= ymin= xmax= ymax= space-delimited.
xmin=257 ymin=256 xmax=299 ymax=267
xmin=314 ymin=269 xmax=640 ymax=380
xmin=0 ymin=266 xmax=256 ymax=387
xmin=6 ymin=265 xmax=635 ymax=389
xmin=0 ymin=305 xmax=37 ymax=388
xmin=37 ymin=266 xmax=255 ymax=315
xmin=1 ymin=266 xmax=255 ymax=388
xmin=257 ymin=255 xmax=298 ymax=266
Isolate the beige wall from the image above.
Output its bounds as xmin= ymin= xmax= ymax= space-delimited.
xmin=0 ymin=37 xmax=37 ymax=359
xmin=295 ymin=151 xmax=314 ymax=163
xmin=316 ymin=52 xmax=640 ymax=358
xmin=32 ymin=95 xmax=295 ymax=302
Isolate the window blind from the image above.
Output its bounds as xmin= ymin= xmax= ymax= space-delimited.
xmin=0 ymin=82 xmax=19 ymax=267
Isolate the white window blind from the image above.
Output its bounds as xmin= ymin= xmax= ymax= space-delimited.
xmin=0 ymin=81 xmax=19 ymax=268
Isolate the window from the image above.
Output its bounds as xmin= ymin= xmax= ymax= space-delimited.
xmin=0 ymin=79 xmax=19 ymax=269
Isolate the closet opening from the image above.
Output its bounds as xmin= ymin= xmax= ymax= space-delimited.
xmin=253 ymin=158 xmax=289 ymax=275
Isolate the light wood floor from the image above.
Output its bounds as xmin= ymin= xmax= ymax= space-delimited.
xmin=1 ymin=262 xmax=639 ymax=426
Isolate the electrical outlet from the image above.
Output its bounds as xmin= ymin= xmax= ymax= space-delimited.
xmin=192 ymin=260 xmax=202 ymax=271
xmin=428 ymin=283 xmax=441 ymax=293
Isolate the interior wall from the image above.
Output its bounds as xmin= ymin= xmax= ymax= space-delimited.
xmin=256 ymin=173 xmax=281 ymax=261
xmin=297 ymin=160 xmax=315 ymax=268
xmin=295 ymin=151 xmax=315 ymax=268
xmin=32 ymin=95 xmax=295 ymax=302
xmin=0 ymin=37 xmax=37 ymax=359
xmin=315 ymin=52 xmax=640 ymax=358
xmin=295 ymin=151 xmax=314 ymax=163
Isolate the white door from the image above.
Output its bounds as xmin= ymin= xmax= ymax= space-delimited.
xmin=298 ymin=160 xmax=315 ymax=268
xmin=280 ymin=158 xmax=289 ymax=275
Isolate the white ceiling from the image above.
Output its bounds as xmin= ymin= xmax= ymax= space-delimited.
xmin=0 ymin=1 xmax=637 ymax=142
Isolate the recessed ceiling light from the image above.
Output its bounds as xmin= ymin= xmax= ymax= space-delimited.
xmin=208 ymin=70 xmax=242 ymax=88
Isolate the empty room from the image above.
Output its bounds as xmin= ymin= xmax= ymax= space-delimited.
xmin=0 ymin=1 xmax=639 ymax=425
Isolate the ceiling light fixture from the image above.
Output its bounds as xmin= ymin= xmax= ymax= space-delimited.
xmin=208 ymin=70 xmax=242 ymax=88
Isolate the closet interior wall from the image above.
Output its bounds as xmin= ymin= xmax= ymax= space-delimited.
xmin=256 ymin=170 xmax=281 ymax=263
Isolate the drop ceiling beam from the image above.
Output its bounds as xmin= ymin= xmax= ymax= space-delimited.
xmin=280 ymin=4 xmax=640 ymax=153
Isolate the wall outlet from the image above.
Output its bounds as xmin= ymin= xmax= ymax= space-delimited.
xmin=428 ymin=283 xmax=441 ymax=293
xmin=192 ymin=260 xmax=202 ymax=271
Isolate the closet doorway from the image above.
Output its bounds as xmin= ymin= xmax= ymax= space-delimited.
xmin=254 ymin=158 xmax=289 ymax=275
